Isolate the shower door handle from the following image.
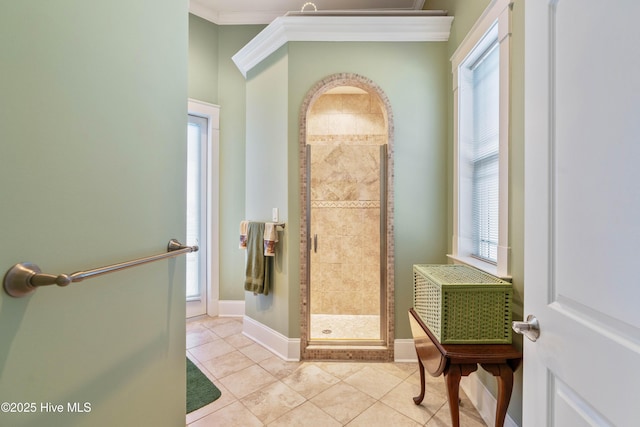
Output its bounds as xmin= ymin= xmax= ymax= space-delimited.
xmin=313 ymin=234 xmax=317 ymax=253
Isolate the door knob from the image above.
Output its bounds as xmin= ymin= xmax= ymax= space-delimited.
xmin=512 ymin=314 xmax=540 ymax=342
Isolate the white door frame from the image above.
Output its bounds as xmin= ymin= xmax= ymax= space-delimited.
xmin=187 ymin=99 xmax=220 ymax=318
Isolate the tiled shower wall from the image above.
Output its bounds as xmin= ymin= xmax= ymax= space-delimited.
xmin=307 ymin=92 xmax=387 ymax=316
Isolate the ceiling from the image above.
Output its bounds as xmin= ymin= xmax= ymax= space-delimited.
xmin=189 ymin=0 xmax=427 ymax=25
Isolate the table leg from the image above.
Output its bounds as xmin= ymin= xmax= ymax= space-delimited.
xmin=481 ymin=363 xmax=514 ymax=427
xmin=444 ymin=365 xmax=462 ymax=427
xmin=413 ymin=354 xmax=426 ymax=405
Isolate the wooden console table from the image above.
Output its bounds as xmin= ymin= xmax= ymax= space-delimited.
xmin=408 ymin=308 xmax=522 ymax=427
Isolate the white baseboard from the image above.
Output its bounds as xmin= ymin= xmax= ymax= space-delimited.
xmin=460 ymin=374 xmax=519 ymax=427
xmin=242 ymin=315 xmax=301 ymax=362
xmin=394 ymin=339 xmax=418 ymax=362
xmin=218 ymin=300 xmax=245 ymax=317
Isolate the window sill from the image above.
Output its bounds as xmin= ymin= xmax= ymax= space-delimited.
xmin=446 ymin=254 xmax=512 ymax=282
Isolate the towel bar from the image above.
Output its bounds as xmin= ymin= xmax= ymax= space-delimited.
xmin=3 ymin=239 xmax=198 ymax=297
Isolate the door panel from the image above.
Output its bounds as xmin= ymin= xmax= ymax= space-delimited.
xmin=0 ymin=1 xmax=187 ymax=426
xmin=524 ymin=1 xmax=640 ymax=425
xmin=308 ymin=143 xmax=385 ymax=342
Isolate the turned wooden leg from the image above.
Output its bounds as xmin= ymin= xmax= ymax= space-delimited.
xmin=444 ymin=363 xmax=479 ymax=427
xmin=413 ymin=354 xmax=426 ymax=405
xmin=444 ymin=365 xmax=463 ymax=427
xmin=481 ymin=363 xmax=514 ymax=427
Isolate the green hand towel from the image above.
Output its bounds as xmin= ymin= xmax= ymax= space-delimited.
xmin=244 ymin=222 xmax=270 ymax=295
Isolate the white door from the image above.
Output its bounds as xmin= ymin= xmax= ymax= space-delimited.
xmin=523 ymin=1 xmax=640 ymax=426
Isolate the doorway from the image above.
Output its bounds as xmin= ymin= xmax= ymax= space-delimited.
xmin=186 ymin=100 xmax=220 ymax=318
xmin=300 ymin=74 xmax=395 ymax=361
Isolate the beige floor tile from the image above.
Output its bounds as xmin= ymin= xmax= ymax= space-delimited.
xmin=189 ymin=401 xmax=262 ymax=427
xmin=189 ymin=339 xmax=235 ymax=363
xmin=207 ymin=319 xmax=243 ymax=338
xmin=218 ymin=364 xmax=278 ymax=399
xmin=281 ymin=364 xmax=341 ymax=399
xmin=186 ymin=316 xmax=488 ymax=427
xmin=379 ymin=380 xmax=446 ymax=425
xmin=373 ymin=361 xmax=418 ymax=380
xmin=267 ymin=401 xmax=342 ymax=427
xmin=346 ymin=401 xmax=422 ymax=427
xmin=313 ymin=361 xmax=366 ymax=379
xmin=241 ymin=381 xmax=306 ymax=423
xmin=310 ymin=382 xmax=376 ymax=424
xmin=239 ymin=342 xmax=277 ymax=363
xmin=259 ymin=355 xmax=301 ymax=379
xmin=224 ymin=332 xmax=255 ymax=349
xmin=343 ymin=365 xmax=403 ymax=399
xmin=202 ymin=350 xmax=255 ymax=379
xmin=186 ymin=326 xmax=219 ymax=349
xmin=424 ymin=401 xmax=488 ymax=427
xmin=186 ymin=317 xmax=210 ymax=331
xmin=198 ymin=316 xmax=239 ymax=329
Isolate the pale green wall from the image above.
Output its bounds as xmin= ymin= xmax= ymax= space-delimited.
xmin=218 ymin=25 xmax=266 ymax=301
xmin=0 ymin=1 xmax=187 ymax=426
xmin=189 ymin=14 xmax=219 ymax=103
xmin=244 ymin=46 xmax=293 ymax=333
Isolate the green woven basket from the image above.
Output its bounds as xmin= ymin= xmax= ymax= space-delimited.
xmin=413 ymin=264 xmax=513 ymax=344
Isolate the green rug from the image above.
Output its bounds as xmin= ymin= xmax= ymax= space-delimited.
xmin=187 ymin=357 xmax=221 ymax=413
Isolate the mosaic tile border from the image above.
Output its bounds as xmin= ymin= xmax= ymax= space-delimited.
xmin=307 ymin=135 xmax=387 ymax=146
xmin=299 ymin=73 xmax=395 ymax=362
xmin=310 ymin=201 xmax=381 ymax=209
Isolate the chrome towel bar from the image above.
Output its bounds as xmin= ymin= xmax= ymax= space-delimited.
xmin=3 ymin=239 xmax=198 ymax=297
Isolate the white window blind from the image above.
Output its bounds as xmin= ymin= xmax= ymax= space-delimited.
xmin=470 ymin=42 xmax=499 ymax=262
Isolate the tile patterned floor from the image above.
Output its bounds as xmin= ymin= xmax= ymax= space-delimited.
xmin=186 ymin=316 xmax=487 ymax=427
xmin=310 ymin=314 xmax=380 ymax=340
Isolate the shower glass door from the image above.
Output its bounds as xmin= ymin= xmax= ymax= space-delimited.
xmin=308 ymin=143 xmax=386 ymax=343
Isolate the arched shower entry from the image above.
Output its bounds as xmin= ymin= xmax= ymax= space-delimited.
xmin=299 ymin=73 xmax=395 ymax=361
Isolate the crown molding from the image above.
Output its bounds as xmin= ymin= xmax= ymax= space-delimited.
xmin=232 ymin=14 xmax=454 ymax=78
xmin=189 ymin=0 xmax=428 ymax=25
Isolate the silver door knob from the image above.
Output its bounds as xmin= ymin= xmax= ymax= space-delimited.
xmin=512 ymin=314 xmax=540 ymax=342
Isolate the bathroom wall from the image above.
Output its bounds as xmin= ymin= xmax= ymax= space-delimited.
xmin=189 ymin=14 xmax=219 ymax=104
xmin=217 ymin=25 xmax=266 ymax=301
xmin=307 ymin=92 xmax=387 ymax=316
xmin=243 ymin=46 xmax=292 ymax=334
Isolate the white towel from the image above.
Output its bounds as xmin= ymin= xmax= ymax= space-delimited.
xmin=263 ymin=222 xmax=278 ymax=256
xmin=239 ymin=220 xmax=249 ymax=249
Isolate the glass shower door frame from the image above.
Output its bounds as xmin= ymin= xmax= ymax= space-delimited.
xmin=306 ymin=144 xmax=387 ymax=347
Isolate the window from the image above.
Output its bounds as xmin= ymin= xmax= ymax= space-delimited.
xmin=450 ymin=0 xmax=511 ymax=278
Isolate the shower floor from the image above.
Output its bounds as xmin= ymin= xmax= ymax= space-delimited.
xmin=310 ymin=314 xmax=380 ymax=340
